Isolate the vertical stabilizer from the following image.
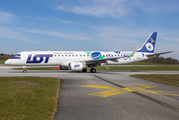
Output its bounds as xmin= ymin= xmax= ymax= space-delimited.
xmin=137 ymin=32 xmax=157 ymax=53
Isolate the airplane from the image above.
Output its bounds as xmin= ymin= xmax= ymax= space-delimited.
xmin=4 ymin=32 xmax=173 ymax=73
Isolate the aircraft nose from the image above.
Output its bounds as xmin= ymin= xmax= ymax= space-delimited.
xmin=4 ymin=59 xmax=10 ymax=65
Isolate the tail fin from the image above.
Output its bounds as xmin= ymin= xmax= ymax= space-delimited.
xmin=137 ymin=32 xmax=157 ymax=53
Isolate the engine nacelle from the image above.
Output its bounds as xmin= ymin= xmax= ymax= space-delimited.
xmin=68 ymin=62 xmax=86 ymax=71
xmin=59 ymin=66 xmax=69 ymax=70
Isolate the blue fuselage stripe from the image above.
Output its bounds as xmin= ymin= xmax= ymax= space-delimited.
xmin=9 ymin=57 xmax=21 ymax=59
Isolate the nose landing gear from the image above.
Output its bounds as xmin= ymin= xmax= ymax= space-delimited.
xmin=23 ymin=69 xmax=27 ymax=73
xmin=22 ymin=66 xmax=27 ymax=73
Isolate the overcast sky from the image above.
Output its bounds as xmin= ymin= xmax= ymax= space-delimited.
xmin=0 ymin=0 xmax=179 ymax=59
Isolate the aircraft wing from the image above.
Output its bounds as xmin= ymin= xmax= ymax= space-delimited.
xmin=146 ymin=51 xmax=173 ymax=57
xmin=83 ymin=56 xmax=126 ymax=65
xmin=83 ymin=47 xmax=138 ymax=64
xmin=84 ymin=56 xmax=125 ymax=63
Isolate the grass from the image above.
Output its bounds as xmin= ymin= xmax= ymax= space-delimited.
xmin=15 ymin=67 xmax=58 ymax=70
xmin=127 ymin=62 xmax=164 ymax=65
xmin=131 ymin=74 xmax=179 ymax=87
xmin=14 ymin=65 xmax=179 ymax=71
xmin=0 ymin=77 xmax=60 ymax=120
xmin=0 ymin=60 xmax=6 ymax=64
xmin=94 ymin=66 xmax=179 ymax=71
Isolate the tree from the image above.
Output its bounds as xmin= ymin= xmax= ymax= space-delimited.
xmin=142 ymin=56 xmax=179 ymax=64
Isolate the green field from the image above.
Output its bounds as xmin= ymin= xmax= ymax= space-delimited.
xmin=95 ymin=65 xmax=179 ymax=71
xmin=14 ymin=65 xmax=179 ymax=71
xmin=0 ymin=60 xmax=6 ymax=64
xmin=1 ymin=59 xmax=179 ymax=71
xmin=127 ymin=62 xmax=164 ymax=65
xmin=0 ymin=77 xmax=60 ymax=120
xmin=0 ymin=60 xmax=164 ymax=65
xmin=131 ymin=74 xmax=179 ymax=87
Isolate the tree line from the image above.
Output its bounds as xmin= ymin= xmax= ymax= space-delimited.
xmin=141 ymin=57 xmax=179 ymax=64
xmin=0 ymin=53 xmax=14 ymax=60
xmin=0 ymin=53 xmax=178 ymax=64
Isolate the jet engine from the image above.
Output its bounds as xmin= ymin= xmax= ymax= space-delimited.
xmin=68 ymin=62 xmax=86 ymax=71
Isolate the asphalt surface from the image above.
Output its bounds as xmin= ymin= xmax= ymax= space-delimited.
xmin=0 ymin=68 xmax=179 ymax=120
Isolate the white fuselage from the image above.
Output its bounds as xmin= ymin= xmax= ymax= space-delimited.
xmin=5 ymin=51 xmax=152 ymax=67
xmin=4 ymin=32 xmax=172 ymax=73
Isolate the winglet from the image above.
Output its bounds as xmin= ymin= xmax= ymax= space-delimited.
xmin=129 ymin=47 xmax=139 ymax=57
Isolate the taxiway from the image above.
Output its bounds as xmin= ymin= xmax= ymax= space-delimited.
xmin=0 ymin=69 xmax=179 ymax=120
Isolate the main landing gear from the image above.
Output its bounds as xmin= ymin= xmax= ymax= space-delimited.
xmin=23 ymin=69 xmax=27 ymax=73
xmin=82 ymin=68 xmax=87 ymax=72
xmin=90 ymin=68 xmax=96 ymax=73
xmin=82 ymin=68 xmax=96 ymax=73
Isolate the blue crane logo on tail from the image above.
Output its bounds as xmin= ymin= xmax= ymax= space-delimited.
xmin=145 ymin=43 xmax=154 ymax=51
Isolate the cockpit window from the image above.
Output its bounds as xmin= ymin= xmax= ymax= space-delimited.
xmin=14 ymin=54 xmax=21 ymax=57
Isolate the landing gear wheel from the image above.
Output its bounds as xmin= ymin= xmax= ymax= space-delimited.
xmin=82 ymin=68 xmax=87 ymax=72
xmin=23 ymin=70 xmax=27 ymax=73
xmin=90 ymin=68 xmax=96 ymax=73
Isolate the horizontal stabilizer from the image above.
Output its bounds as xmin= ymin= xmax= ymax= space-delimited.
xmin=147 ymin=51 xmax=173 ymax=57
